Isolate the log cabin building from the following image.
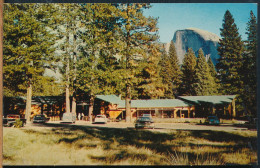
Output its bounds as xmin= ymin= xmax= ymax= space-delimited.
xmin=3 ymin=94 xmax=236 ymax=121
xmin=95 ymin=95 xmax=237 ymax=120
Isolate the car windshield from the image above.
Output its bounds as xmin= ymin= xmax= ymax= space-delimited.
xmin=96 ymin=115 xmax=105 ymax=118
xmin=137 ymin=117 xmax=151 ymax=122
xmin=208 ymin=116 xmax=217 ymax=119
xmin=143 ymin=114 xmax=151 ymax=117
xmin=35 ymin=116 xmax=43 ymax=119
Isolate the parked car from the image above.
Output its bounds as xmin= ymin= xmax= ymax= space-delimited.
xmin=33 ymin=114 xmax=47 ymax=123
xmin=135 ymin=116 xmax=155 ymax=129
xmin=94 ymin=115 xmax=107 ymax=124
xmin=205 ymin=116 xmax=220 ymax=125
xmin=62 ymin=113 xmax=76 ymax=123
xmin=142 ymin=114 xmax=152 ymax=119
xmin=3 ymin=114 xmax=26 ymax=127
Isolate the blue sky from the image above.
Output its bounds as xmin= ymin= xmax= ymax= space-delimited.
xmin=143 ymin=3 xmax=257 ymax=43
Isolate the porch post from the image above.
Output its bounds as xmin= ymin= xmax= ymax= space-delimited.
xmin=162 ymin=110 xmax=164 ymax=118
xmin=174 ymin=109 xmax=178 ymax=118
xmin=232 ymin=99 xmax=236 ymax=118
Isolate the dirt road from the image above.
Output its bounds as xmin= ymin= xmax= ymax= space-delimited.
xmin=24 ymin=120 xmax=252 ymax=132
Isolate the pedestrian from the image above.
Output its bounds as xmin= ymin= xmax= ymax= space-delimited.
xmin=78 ymin=113 xmax=81 ymax=120
xmin=81 ymin=113 xmax=84 ymax=120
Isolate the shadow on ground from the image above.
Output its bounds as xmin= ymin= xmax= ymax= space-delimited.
xmin=23 ymin=122 xmax=257 ymax=165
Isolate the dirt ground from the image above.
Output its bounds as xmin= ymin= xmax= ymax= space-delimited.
xmin=23 ymin=120 xmax=254 ymax=133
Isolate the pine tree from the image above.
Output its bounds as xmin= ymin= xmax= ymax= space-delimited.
xmin=136 ymin=43 xmax=166 ymax=99
xmin=159 ymin=49 xmax=173 ymax=98
xmin=3 ymin=4 xmax=56 ymax=122
xmin=207 ymin=56 xmax=219 ymax=94
xmin=216 ymin=10 xmax=244 ymax=114
xmin=180 ymin=48 xmax=197 ymax=96
xmin=194 ymin=49 xmax=217 ymax=95
xmin=207 ymin=56 xmax=217 ymax=79
xmin=49 ymin=4 xmax=83 ymax=114
xmin=216 ymin=10 xmax=244 ymax=95
xmin=118 ymin=3 xmax=159 ymax=122
xmin=95 ymin=4 xmax=125 ymax=96
xmin=241 ymin=11 xmax=257 ymax=117
xmin=168 ymin=41 xmax=182 ymax=97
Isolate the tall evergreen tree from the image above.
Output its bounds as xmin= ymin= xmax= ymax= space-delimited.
xmin=216 ymin=10 xmax=244 ymax=113
xmin=96 ymin=4 xmax=125 ymax=96
xmin=180 ymin=48 xmax=197 ymax=96
xmin=207 ymin=56 xmax=219 ymax=94
xmin=241 ymin=11 xmax=257 ymax=117
xmin=136 ymin=43 xmax=166 ymax=99
xmin=3 ymin=4 xmax=56 ymax=121
xmin=168 ymin=41 xmax=182 ymax=97
xmin=77 ymin=4 xmax=118 ymax=121
xmin=194 ymin=49 xmax=217 ymax=95
xmin=207 ymin=56 xmax=217 ymax=79
xmin=118 ymin=3 xmax=159 ymax=122
xmin=159 ymin=49 xmax=173 ymax=98
xmin=50 ymin=4 xmax=83 ymax=115
xmin=216 ymin=10 xmax=244 ymax=95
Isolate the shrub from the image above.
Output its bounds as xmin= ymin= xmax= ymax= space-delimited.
xmin=13 ymin=119 xmax=23 ymax=128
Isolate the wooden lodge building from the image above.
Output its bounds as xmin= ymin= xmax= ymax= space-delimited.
xmin=3 ymin=94 xmax=236 ymax=121
xmin=96 ymin=95 xmax=237 ymax=120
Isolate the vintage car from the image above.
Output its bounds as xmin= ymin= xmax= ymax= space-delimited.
xmin=3 ymin=114 xmax=26 ymax=127
xmin=135 ymin=116 xmax=155 ymax=129
xmin=33 ymin=114 xmax=47 ymax=123
xmin=62 ymin=113 xmax=76 ymax=123
xmin=94 ymin=115 xmax=107 ymax=124
xmin=205 ymin=116 xmax=220 ymax=125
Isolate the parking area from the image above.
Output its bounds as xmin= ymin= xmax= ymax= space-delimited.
xmin=22 ymin=120 xmax=253 ymax=132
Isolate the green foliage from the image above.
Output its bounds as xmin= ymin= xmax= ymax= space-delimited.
xmin=241 ymin=11 xmax=257 ymax=117
xmin=159 ymin=41 xmax=182 ymax=98
xmin=75 ymin=4 xmax=123 ymax=96
xmin=159 ymin=49 xmax=173 ymax=98
xmin=216 ymin=10 xmax=245 ymax=113
xmin=136 ymin=43 xmax=166 ymax=99
xmin=13 ymin=119 xmax=23 ymax=128
xmin=207 ymin=57 xmax=220 ymax=94
xmin=180 ymin=48 xmax=197 ymax=96
xmin=193 ymin=49 xmax=218 ymax=95
xmin=207 ymin=57 xmax=217 ymax=78
xmin=216 ymin=10 xmax=244 ymax=95
xmin=3 ymin=4 xmax=57 ymax=96
xmin=168 ymin=41 xmax=182 ymax=97
xmin=118 ymin=3 xmax=160 ymax=96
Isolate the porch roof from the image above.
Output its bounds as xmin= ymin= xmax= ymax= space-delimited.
xmin=179 ymin=95 xmax=236 ymax=105
xmin=96 ymin=95 xmax=191 ymax=108
xmin=96 ymin=95 xmax=236 ymax=109
xmin=129 ymin=99 xmax=191 ymax=108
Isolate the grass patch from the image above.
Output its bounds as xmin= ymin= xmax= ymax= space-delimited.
xmin=3 ymin=125 xmax=257 ymax=165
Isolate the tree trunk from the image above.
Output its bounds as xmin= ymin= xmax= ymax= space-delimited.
xmin=71 ymin=21 xmax=77 ymax=115
xmin=125 ymin=84 xmax=131 ymax=122
xmin=25 ymin=83 xmax=32 ymax=123
xmin=0 ymin=2 xmax=3 ymax=165
xmin=71 ymin=95 xmax=76 ymax=115
xmin=65 ymin=85 xmax=70 ymax=113
xmin=65 ymin=57 xmax=70 ymax=113
xmin=125 ymin=4 xmax=131 ymax=122
xmin=88 ymin=95 xmax=94 ymax=122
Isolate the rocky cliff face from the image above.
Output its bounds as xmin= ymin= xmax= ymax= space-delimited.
xmin=171 ymin=28 xmax=220 ymax=65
